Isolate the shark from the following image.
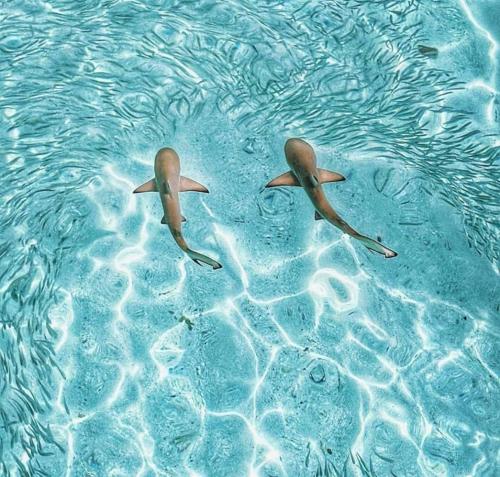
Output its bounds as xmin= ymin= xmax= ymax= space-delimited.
xmin=134 ymin=147 xmax=222 ymax=269
xmin=265 ymin=138 xmax=397 ymax=258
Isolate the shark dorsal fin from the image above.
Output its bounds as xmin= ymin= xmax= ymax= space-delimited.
xmin=305 ymin=173 xmax=319 ymax=188
xmin=161 ymin=180 xmax=171 ymax=195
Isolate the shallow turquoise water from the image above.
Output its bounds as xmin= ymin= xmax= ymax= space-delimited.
xmin=1 ymin=0 xmax=499 ymax=476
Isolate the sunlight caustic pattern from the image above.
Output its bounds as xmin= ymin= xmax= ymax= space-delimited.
xmin=49 ymin=161 xmax=497 ymax=476
xmin=0 ymin=0 xmax=498 ymax=476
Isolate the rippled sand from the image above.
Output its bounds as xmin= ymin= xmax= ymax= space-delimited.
xmin=0 ymin=0 xmax=499 ymax=476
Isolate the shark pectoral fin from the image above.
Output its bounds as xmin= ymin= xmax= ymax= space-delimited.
xmin=317 ymin=168 xmax=346 ymax=183
xmin=314 ymin=210 xmax=324 ymax=220
xmin=265 ymin=171 xmax=300 ymax=187
xmin=180 ymin=176 xmax=209 ymax=193
xmin=133 ymin=178 xmax=157 ymax=193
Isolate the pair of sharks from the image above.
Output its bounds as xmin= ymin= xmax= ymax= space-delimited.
xmin=133 ymin=138 xmax=397 ymax=269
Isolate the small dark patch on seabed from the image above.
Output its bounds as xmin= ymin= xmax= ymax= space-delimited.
xmin=310 ymin=364 xmax=326 ymax=383
xmin=179 ymin=315 xmax=194 ymax=330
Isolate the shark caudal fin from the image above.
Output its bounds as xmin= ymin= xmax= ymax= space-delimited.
xmin=355 ymin=235 xmax=398 ymax=258
xmin=187 ymin=249 xmax=222 ymax=269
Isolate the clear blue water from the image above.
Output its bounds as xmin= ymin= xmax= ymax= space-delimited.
xmin=1 ymin=0 xmax=499 ymax=476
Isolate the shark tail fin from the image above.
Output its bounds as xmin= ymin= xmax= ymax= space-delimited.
xmin=355 ymin=235 xmax=398 ymax=258
xmin=187 ymin=249 xmax=222 ymax=270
